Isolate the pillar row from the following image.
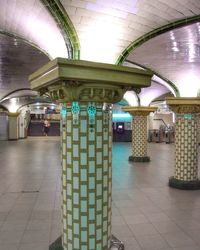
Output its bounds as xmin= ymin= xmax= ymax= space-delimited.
xmin=166 ymin=97 xmax=200 ymax=190
xmin=122 ymin=106 xmax=156 ymax=162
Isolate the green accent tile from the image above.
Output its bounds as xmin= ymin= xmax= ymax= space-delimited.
xmin=73 ymin=161 xmax=79 ymax=173
xmin=97 ymin=214 xmax=102 ymax=226
xmin=81 ymin=216 xmax=87 ymax=227
xmin=67 ymin=152 xmax=71 ymax=164
xmin=80 ymin=153 xmax=87 ymax=165
xmin=81 ymin=169 xmax=87 ymax=181
xmin=73 ymin=145 xmax=79 ymax=157
xmin=89 ymin=208 xmax=95 ymax=220
xmin=97 ymin=184 xmax=102 ymax=196
xmin=81 ymin=200 xmax=87 ymax=212
xmin=97 ymin=199 xmax=102 ymax=211
xmin=89 ymin=238 xmax=95 ymax=249
xmin=74 ymin=223 xmax=79 ymax=234
xmin=81 ymin=231 xmax=87 ymax=242
xmin=67 ymin=183 xmax=72 ymax=195
xmin=67 ymin=168 xmax=72 ymax=180
xmin=67 ymin=214 xmax=72 ymax=226
xmin=73 ymin=193 xmax=79 ymax=204
xmin=80 ymin=137 xmax=87 ymax=149
xmin=73 ymin=208 xmax=79 ymax=220
xmin=89 ymin=224 xmax=95 ymax=234
xmin=97 ymin=152 xmax=102 ymax=164
xmin=97 ymin=168 xmax=102 ymax=180
xmin=89 ymin=193 xmax=95 ymax=205
xmin=89 ymin=145 xmax=95 ymax=157
xmin=89 ymin=177 xmax=95 ymax=189
xmin=68 ymin=229 xmax=72 ymax=240
xmin=81 ymin=185 xmax=87 ymax=197
xmin=73 ymin=176 xmax=79 ymax=189
xmin=89 ymin=161 xmax=95 ymax=173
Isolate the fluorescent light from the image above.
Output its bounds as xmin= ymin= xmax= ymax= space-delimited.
xmin=112 ymin=113 xmax=131 ymax=118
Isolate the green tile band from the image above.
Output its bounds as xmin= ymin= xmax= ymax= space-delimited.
xmin=61 ymin=103 xmax=112 ymax=250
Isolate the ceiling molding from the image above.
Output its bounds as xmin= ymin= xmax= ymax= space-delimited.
xmin=116 ymin=15 xmax=200 ymax=65
xmin=125 ymin=60 xmax=180 ymax=97
xmin=40 ymin=0 xmax=80 ymax=59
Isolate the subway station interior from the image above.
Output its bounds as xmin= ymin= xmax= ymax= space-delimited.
xmin=0 ymin=1 xmax=200 ymax=250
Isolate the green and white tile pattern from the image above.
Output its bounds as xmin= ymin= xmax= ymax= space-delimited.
xmin=132 ymin=116 xmax=147 ymax=157
xmin=175 ymin=114 xmax=198 ymax=181
xmin=61 ymin=103 xmax=112 ymax=250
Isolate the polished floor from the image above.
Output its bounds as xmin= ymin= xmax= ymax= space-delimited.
xmin=0 ymin=138 xmax=200 ymax=250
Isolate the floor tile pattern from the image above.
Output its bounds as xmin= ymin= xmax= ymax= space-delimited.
xmin=0 ymin=138 xmax=200 ymax=250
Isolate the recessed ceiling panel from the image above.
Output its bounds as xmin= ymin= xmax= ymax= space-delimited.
xmin=0 ymin=33 xmax=49 ymax=100
xmin=127 ymin=22 xmax=200 ymax=97
xmin=0 ymin=0 xmax=68 ymax=58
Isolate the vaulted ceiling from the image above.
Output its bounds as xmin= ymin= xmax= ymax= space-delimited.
xmin=0 ymin=0 xmax=200 ymax=111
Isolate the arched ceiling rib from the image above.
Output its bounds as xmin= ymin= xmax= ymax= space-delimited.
xmin=40 ymin=0 xmax=80 ymax=59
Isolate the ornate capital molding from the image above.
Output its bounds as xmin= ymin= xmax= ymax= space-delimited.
xmin=166 ymin=97 xmax=200 ymax=114
xmin=29 ymin=58 xmax=153 ymax=105
xmin=46 ymin=82 xmax=129 ymax=103
xmin=122 ymin=106 xmax=157 ymax=116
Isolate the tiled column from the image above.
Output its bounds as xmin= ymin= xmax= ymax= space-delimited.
xmin=122 ymin=107 xmax=156 ymax=162
xmin=166 ymin=97 xmax=200 ymax=190
xmin=29 ymin=58 xmax=153 ymax=250
xmin=8 ymin=112 xmax=19 ymax=140
xmin=60 ymin=102 xmax=112 ymax=250
xmin=197 ymin=114 xmax=200 ymax=145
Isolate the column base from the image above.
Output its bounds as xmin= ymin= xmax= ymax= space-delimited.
xmin=129 ymin=155 xmax=150 ymax=162
xmin=169 ymin=176 xmax=200 ymax=190
xmin=49 ymin=235 xmax=124 ymax=250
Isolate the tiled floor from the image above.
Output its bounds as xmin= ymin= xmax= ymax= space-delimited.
xmin=0 ymin=137 xmax=200 ymax=250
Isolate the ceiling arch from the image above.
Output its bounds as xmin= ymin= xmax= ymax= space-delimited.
xmin=126 ymin=22 xmax=200 ymax=97
xmin=0 ymin=0 xmax=68 ymax=59
xmin=0 ymin=33 xmax=50 ymax=101
xmin=124 ymin=60 xmax=180 ymax=97
xmin=58 ymin=0 xmax=200 ymax=63
xmin=116 ymin=14 xmax=200 ymax=65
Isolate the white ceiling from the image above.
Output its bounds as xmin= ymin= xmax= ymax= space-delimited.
xmin=0 ymin=0 xmax=200 ymax=110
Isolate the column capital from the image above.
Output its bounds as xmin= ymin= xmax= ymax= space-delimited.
xmin=166 ymin=97 xmax=200 ymax=113
xmin=8 ymin=112 xmax=20 ymax=117
xmin=122 ymin=106 xmax=157 ymax=116
xmin=47 ymin=82 xmax=128 ymax=103
xmin=29 ymin=58 xmax=153 ymax=103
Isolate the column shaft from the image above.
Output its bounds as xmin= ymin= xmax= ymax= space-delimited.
xmin=131 ymin=115 xmax=148 ymax=159
xmin=174 ymin=114 xmax=198 ymax=181
xmin=166 ymin=97 xmax=200 ymax=190
xmin=61 ymin=103 xmax=112 ymax=250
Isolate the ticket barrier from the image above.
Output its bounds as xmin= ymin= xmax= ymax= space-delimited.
xmin=165 ymin=130 xmax=174 ymax=144
xmin=148 ymin=129 xmax=164 ymax=143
